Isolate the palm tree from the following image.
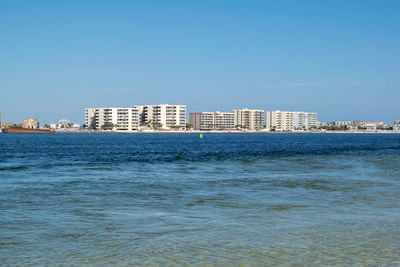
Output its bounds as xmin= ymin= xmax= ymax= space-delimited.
xmin=151 ymin=121 xmax=163 ymax=130
xmin=101 ymin=122 xmax=115 ymax=130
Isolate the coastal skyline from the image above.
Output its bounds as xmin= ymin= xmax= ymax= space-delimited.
xmin=1 ymin=0 xmax=399 ymax=124
xmin=2 ymin=2 xmax=400 ymax=265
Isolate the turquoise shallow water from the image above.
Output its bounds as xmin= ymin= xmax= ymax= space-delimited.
xmin=1 ymin=133 xmax=400 ymax=266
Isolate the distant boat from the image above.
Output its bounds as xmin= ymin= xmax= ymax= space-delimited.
xmin=2 ymin=127 xmax=55 ymax=133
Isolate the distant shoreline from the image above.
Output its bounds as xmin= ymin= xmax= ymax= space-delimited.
xmin=7 ymin=130 xmax=397 ymax=134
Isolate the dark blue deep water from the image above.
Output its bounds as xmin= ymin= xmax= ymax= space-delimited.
xmin=1 ymin=133 xmax=400 ymax=265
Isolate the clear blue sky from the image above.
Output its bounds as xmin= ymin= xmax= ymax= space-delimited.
xmin=1 ymin=0 xmax=399 ymax=124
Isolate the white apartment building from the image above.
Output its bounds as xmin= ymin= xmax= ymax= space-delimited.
xmin=294 ymin=112 xmax=318 ymax=130
xmin=266 ymin=110 xmax=318 ymax=131
xmin=136 ymin=104 xmax=186 ymax=129
xmin=85 ymin=107 xmax=140 ymax=131
xmin=215 ymin=112 xmax=235 ymax=130
xmin=190 ymin=111 xmax=235 ymax=130
xmin=266 ymin=111 xmax=295 ymax=131
xmin=233 ymin=108 xmax=265 ymax=131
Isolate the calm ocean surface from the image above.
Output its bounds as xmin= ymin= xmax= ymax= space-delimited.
xmin=1 ymin=133 xmax=400 ymax=266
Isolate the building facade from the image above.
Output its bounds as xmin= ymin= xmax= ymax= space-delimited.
xmin=136 ymin=104 xmax=186 ymax=129
xmin=233 ymin=109 xmax=265 ymax=131
xmin=215 ymin=112 xmax=235 ymax=130
xmin=394 ymin=121 xmax=400 ymax=131
xmin=85 ymin=107 xmax=140 ymax=131
xmin=293 ymin=112 xmax=318 ymax=130
xmin=24 ymin=119 xmax=39 ymax=129
xmin=49 ymin=120 xmax=80 ymax=130
xmin=86 ymin=104 xmax=186 ymax=131
xmin=332 ymin=121 xmax=354 ymax=127
xmin=190 ymin=112 xmax=214 ymax=130
xmin=190 ymin=111 xmax=235 ymax=130
xmin=266 ymin=111 xmax=318 ymax=131
xmin=353 ymin=121 xmax=384 ymax=127
xmin=266 ymin=111 xmax=295 ymax=131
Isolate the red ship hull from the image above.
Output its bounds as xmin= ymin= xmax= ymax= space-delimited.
xmin=2 ymin=128 xmax=55 ymax=133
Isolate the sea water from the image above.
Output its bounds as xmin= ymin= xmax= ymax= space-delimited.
xmin=1 ymin=133 xmax=400 ymax=266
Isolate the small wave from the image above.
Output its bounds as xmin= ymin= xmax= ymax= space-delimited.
xmin=266 ymin=204 xmax=309 ymax=211
xmin=0 ymin=165 xmax=28 ymax=171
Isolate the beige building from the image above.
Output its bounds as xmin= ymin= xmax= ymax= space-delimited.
xmin=353 ymin=121 xmax=383 ymax=127
xmin=136 ymin=104 xmax=186 ymax=129
xmin=233 ymin=109 xmax=265 ymax=131
xmin=215 ymin=112 xmax=235 ymax=130
xmin=24 ymin=119 xmax=39 ymax=129
xmin=266 ymin=111 xmax=295 ymax=131
xmin=85 ymin=107 xmax=140 ymax=131
xmin=190 ymin=112 xmax=214 ymax=130
xmin=190 ymin=111 xmax=235 ymax=130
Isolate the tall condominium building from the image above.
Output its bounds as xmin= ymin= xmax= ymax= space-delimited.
xmin=266 ymin=110 xmax=318 ymax=131
xmin=190 ymin=111 xmax=235 ymax=130
xmin=266 ymin=111 xmax=295 ymax=131
xmin=293 ymin=112 xmax=318 ymax=130
xmin=190 ymin=112 xmax=214 ymax=130
xmin=215 ymin=112 xmax=235 ymax=130
xmin=86 ymin=104 xmax=186 ymax=131
xmin=233 ymin=108 xmax=265 ymax=131
xmin=136 ymin=104 xmax=186 ymax=129
xmin=85 ymin=107 xmax=140 ymax=131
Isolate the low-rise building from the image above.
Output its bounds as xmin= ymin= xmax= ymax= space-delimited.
xmin=50 ymin=120 xmax=80 ymax=130
xmin=332 ymin=121 xmax=354 ymax=127
xmin=57 ymin=119 xmax=72 ymax=128
xmin=24 ymin=119 xmax=39 ymax=129
xmin=49 ymin=123 xmax=57 ymax=129
xmin=393 ymin=121 xmax=400 ymax=132
xmin=354 ymin=121 xmax=383 ymax=128
xmin=364 ymin=124 xmax=377 ymax=131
